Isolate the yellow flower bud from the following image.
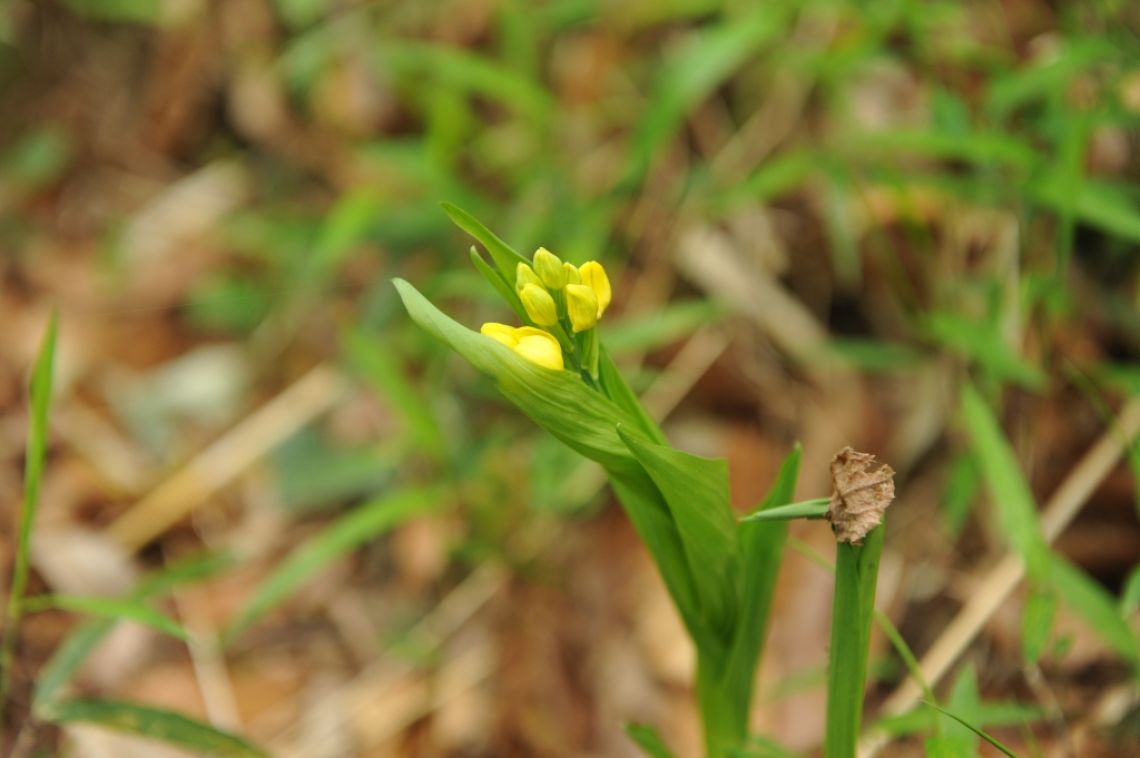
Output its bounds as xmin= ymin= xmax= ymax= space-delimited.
xmin=563 ymin=262 xmax=581 ymax=286
xmin=578 ymin=261 xmax=612 ymax=317
xmin=565 ymin=283 xmax=600 ymax=333
xmin=519 ymin=283 xmax=558 ymax=326
xmin=532 ymin=247 xmax=568 ymax=289
xmin=512 ymin=327 xmax=564 ymax=370
xmin=515 ymin=262 xmax=542 ymax=293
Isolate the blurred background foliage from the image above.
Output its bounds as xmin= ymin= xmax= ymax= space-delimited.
xmin=2 ymin=0 xmax=1140 ymax=755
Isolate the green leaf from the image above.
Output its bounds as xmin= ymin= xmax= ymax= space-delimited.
xmin=381 ymin=42 xmax=552 ymax=123
xmin=469 ymin=246 xmax=527 ymax=322
xmin=1021 ymin=587 xmax=1057 ymax=665
xmin=441 ymin=203 xmax=530 ymax=283
xmin=226 ymin=487 xmax=445 ymax=641
xmin=598 ymin=346 xmax=667 ymax=445
xmin=44 ymin=699 xmax=266 ymax=757
xmin=618 ymin=428 xmax=738 ymax=633
xmin=1122 ymin=564 xmax=1140 ymax=616
xmin=624 ymin=9 xmax=786 ymax=188
xmin=719 ymin=448 xmax=800 ymax=744
xmin=23 ymin=595 xmax=190 ymax=642
xmin=960 ymin=383 xmax=1050 ymax=580
xmin=343 ymin=328 xmax=446 ymax=456
xmin=625 ymin=722 xmax=677 ymax=758
xmin=825 ymin=525 xmax=886 ymax=758
xmin=1048 ymin=553 xmax=1139 ymax=663
xmin=924 ymin=314 xmax=1046 ymax=389
xmin=740 ymin=498 xmax=829 ymax=522
xmin=924 ymin=701 xmax=1018 ymax=758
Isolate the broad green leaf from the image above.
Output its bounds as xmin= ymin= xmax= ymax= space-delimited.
xmin=34 ymin=553 xmax=233 ymax=712
xmin=960 ymin=383 xmax=1050 ymax=580
xmin=721 ymin=447 xmax=800 ymax=735
xmin=45 ymin=699 xmax=266 ymax=757
xmin=618 ymin=428 xmax=738 ymax=633
xmin=1048 ymin=553 xmax=1138 ymax=663
xmin=441 ymin=202 xmax=531 ymax=283
xmin=226 ymin=486 xmax=446 ymax=641
xmin=23 ymin=595 xmax=190 ymax=642
xmin=625 ymin=722 xmax=677 ymax=758
xmin=740 ymin=498 xmax=829 ymax=522
xmin=825 ymin=525 xmax=885 ymax=758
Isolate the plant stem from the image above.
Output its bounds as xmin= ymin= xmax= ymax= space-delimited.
xmin=696 ymin=655 xmax=747 ymax=758
xmin=824 ymin=524 xmax=885 ymax=758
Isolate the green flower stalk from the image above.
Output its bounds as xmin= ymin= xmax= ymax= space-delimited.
xmin=397 ymin=206 xmax=805 ymax=758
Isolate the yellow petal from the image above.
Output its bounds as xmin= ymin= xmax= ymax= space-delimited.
xmin=480 ymin=322 xmax=518 ymax=347
xmin=565 ymin=283 xmax=599 ymax=333
xmin=519 ymin=283 xmax=558 ymax=326
xmin=513 ymin=328 xmax=564 ymax=370
xmin=562 ymin=262 xmax=581 ymax=285
xmin=579 ymin=261 xmax=612 ymax=317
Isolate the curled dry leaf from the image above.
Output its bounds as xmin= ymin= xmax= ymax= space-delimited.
xmin=827 ymin=447 xmax=895 ymax=544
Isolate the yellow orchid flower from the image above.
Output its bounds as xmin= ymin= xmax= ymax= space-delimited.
xmin=533 ymin=247 xmax=568 ymax=289
xmin=578 ymin=261 xmax=611 ymax=317
xmin=565 ymin=283 xmax=600 ymax=332
xmin=479 ymin=322 xmax=564 ymax=370
xmin=519 ymin=283 xmax=558 ymax=326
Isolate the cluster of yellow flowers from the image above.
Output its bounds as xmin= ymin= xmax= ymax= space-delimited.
xmin=480 ymin=247 xmax=611 ymax=371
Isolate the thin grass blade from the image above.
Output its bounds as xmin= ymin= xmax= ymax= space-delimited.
xmin=44 ymin=698 xmax=266 ymax=757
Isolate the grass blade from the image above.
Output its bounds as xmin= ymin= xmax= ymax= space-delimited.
xmin=625 ymin=722 xmax=677 ymax=758
xmin=441 ymin=203 xmax=530 ymax=283
xmin=34 ymin=552 xmax=232 ymax=713
xmin=923 ymin=701 xmax=1018 ymax=758
xmin=45 ymin=698 xmax=266 ymax=757
xmin=0 ymin=311 xmax=58 ymax=721
xmin=225 ymin=486 xmax=446 ymax=641
xmin=22 ymin=595 xmax=190 ymax=642
xmin=960 ymin=383 xmax=1049 ymax=579
xmin=1048 ymin=553 xmax=1138 ymax=663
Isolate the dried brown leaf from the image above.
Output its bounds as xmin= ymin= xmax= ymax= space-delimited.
xmin=827 ymin=447 xmax=895 ymax=544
